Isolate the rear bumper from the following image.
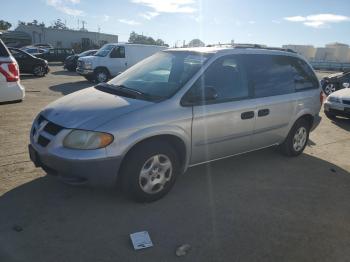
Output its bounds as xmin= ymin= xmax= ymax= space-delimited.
xmin=311 ymin=114 xmax=322 ymax=131
xmin=29 ymin=144 xmax=122 ymax=187
xmin=0 ymin=81 xmax=25 ymax=103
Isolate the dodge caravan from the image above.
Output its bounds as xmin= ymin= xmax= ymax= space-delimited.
xmin=29 ymin=45 xmax=322 ymax=202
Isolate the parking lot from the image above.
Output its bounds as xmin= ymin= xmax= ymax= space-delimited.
xmin=0 ymin=65 xmax=350 ymax=262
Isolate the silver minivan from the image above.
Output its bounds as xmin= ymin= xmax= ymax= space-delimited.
xmin=29 ymin=45 xmax=322 ymax=201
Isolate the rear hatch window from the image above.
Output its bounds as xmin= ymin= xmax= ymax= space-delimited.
xmin=0 ymin=39 xmax=10 ymax=57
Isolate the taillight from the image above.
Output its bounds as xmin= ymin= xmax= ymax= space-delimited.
xmin=0 ymin=62 xmax=19 ymax=82
xmin=320 ymin=91 xmax=324 ymax=104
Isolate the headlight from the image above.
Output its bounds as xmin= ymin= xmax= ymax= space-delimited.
xmin=63 ymin=130 xmax=114 ymax=150
xmin=327 ymin=96 xmax=341 ymax=103
xmin=84 ymin=61 xmax=92 ymax=69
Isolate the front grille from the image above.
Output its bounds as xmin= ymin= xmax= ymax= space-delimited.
xmin=32 ymin=115 xmax=65 ymax=148
xmin=38 ymin=135 xmax=50 ymax=147
xmin=342 ymin=100 xmax=350 ymax=105
xmin=43 ymin=121 xmax=64 ymax=136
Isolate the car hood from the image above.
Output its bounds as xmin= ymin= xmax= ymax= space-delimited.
xmin=330 ymin=88 xmax=350 ymax=100
xmin=41 ymin=87 xmax=154 ymax=130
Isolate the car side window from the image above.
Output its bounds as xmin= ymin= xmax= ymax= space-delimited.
xmin=110 ymin=46 xmax=125 ymax=58
xmin=187 ymin=55 xmax=249 ymax=104
xmin=243 ymin=54 xmax=295 ymax=98
xmin=289 ymin=57 xmax=319 ymax=90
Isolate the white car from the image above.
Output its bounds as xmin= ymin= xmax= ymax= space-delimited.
xmin=324 ymin=87 xmax=350 ymax=119
xmin=0 ymin=39 xmax=25 ymax=103
xmin=76 ymin=43 xmax=167 ymax=83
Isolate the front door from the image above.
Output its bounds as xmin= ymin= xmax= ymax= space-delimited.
xmin=189 ymin=55 xmax=256 ymax=164
xmin=108 ymin=46 xmax=127 ymax=76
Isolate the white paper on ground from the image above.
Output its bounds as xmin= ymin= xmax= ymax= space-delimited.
xmin=130 ymin=231 xmax=153 ymax=250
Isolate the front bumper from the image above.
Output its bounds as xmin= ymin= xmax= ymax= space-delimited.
xmin=76 ymin=67 xmax=94 ymax=76
xmin=29 ymin=144 xmax=122 ymax=187
xmin=324 ymin=101 xmax=350 ymax=118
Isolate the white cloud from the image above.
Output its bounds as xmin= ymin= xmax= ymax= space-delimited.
xmin=118 ymin=19 xmax=140 ymax=25
xmin=248 ymin=20 xmax=256 ymax=24
xmin=272 ymin=20 xmax=281 ymax=24
xmin=46 ymin=0 xmax=84 ymax=16
xmin=284 ymin=13 xmax=350 ymax=28
xmin=131 ymin=0 xmax=196 ymax=14
xmin=139 ymin=11 xmax=159 ymax=20
xmin=285 ymin=16 xmax=306 ymax=22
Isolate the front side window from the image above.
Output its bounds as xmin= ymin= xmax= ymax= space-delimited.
xmin=109 ymin=51 xmax=211 ymax=100
xmin=185 ymin=55 xmax=249 ymax=104
xmin=242 ymin=54 xmax=295 ymax=98
xmin=110 ymin=46 xmax=125 ymax=58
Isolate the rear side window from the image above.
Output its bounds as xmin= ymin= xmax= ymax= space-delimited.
xmin=289 ymin=58 xmax=319 ymax=90
xmin=242 ymin=54 xmax=295 ymax=98
xmin=0 ymin=39 xmax=10 ymax=57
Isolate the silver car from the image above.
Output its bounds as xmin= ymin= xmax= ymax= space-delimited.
xmin=29 ymin=46 xmax=322 ymax=201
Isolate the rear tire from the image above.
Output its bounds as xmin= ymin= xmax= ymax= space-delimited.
xmin=280 ymin=118 xmax=310 ymax=157
xmin=121 ymin=141 xmax=180 ymax=202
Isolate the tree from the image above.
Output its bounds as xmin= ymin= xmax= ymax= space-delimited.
xmin=128 ymin=31 xmax=168 ymax=46
xmin=0 ymin=20 xmax=12 ymax=31
xmin=18 ymin=20 xmax=25 ymax=26
xmin=49 ymin=19 xmax=68 ymax=30
xmin=188 ymin=39 xmax=205 ymax=47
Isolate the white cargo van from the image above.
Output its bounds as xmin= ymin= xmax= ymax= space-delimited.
xmin=77 ymin=43 xmax=167 ymax=82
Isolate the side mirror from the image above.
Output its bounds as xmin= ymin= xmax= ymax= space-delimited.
xmin=183 ymin=85 xmax=218 ymax=105
xmin=342 ymin=82 xmax=350 ymax=88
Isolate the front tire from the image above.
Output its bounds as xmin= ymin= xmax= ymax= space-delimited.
xmin=280 ymin=119 xmax=310 ymax=157
xmin=121 ymin=141 xmax=180 ymax=202
xmin=33 ymin=65 xmax=46 ymax=77
xmin=94 ymin=68 xmax=109 ymax=83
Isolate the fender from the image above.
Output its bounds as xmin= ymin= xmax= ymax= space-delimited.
xmin=109 ymin=124 xmax=192 ymax=171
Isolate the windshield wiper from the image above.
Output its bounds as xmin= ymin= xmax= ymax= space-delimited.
xmin=95 ymin=83 xmax=162 ymax=101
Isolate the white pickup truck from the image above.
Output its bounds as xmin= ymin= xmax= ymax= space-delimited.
xmin=77 ymin=43 xmax=167 ymax=82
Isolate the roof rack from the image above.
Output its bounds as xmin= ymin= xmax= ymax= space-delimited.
xmin=206 ymin=43 xmax=296 ymax=53
xmin=233 ymin=44 xmax=297 ymax=53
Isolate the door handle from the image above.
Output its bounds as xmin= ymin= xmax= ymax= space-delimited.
xmin=241 ymin=111 xmax=255 ymax=120
xmin=258 ymin=109 xmax=270 ymax=117
xmin=125 ymin=62 xmax=128 ymax=66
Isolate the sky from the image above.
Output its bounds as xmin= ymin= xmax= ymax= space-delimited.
xmin=2 ymin=0 xmax=350 ymax=47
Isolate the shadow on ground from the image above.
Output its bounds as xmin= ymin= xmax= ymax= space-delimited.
xmin=49 ymin=81 xmax=92 ymax=95
xmin=331 ymin=117 xmax=350 ymax=131
xmin=50 ymin=70 xmax=78 ymax=76
xmin=1 ymin=147 xmax=350 ymax=262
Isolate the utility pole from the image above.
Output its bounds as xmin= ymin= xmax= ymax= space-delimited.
xmin=81 ymin=20 xmax=86 ymax=30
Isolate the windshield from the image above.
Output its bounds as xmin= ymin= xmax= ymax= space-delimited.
xmin=94 ymin=45 xmax=115 ymax=57
xmin=109 ymin=51 xmax=212 ymax=100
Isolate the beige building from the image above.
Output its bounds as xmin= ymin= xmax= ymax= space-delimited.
xmin=283 ymin=43 xmax=350 ymax=63
xmin=282 ymin=44 xmax=316 ymax=60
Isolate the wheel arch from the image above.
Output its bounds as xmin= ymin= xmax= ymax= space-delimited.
xmin=118 ymin=134 xmax=189 ymax=180
xmin=94 ymin=66 xmax=111 ymax=77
